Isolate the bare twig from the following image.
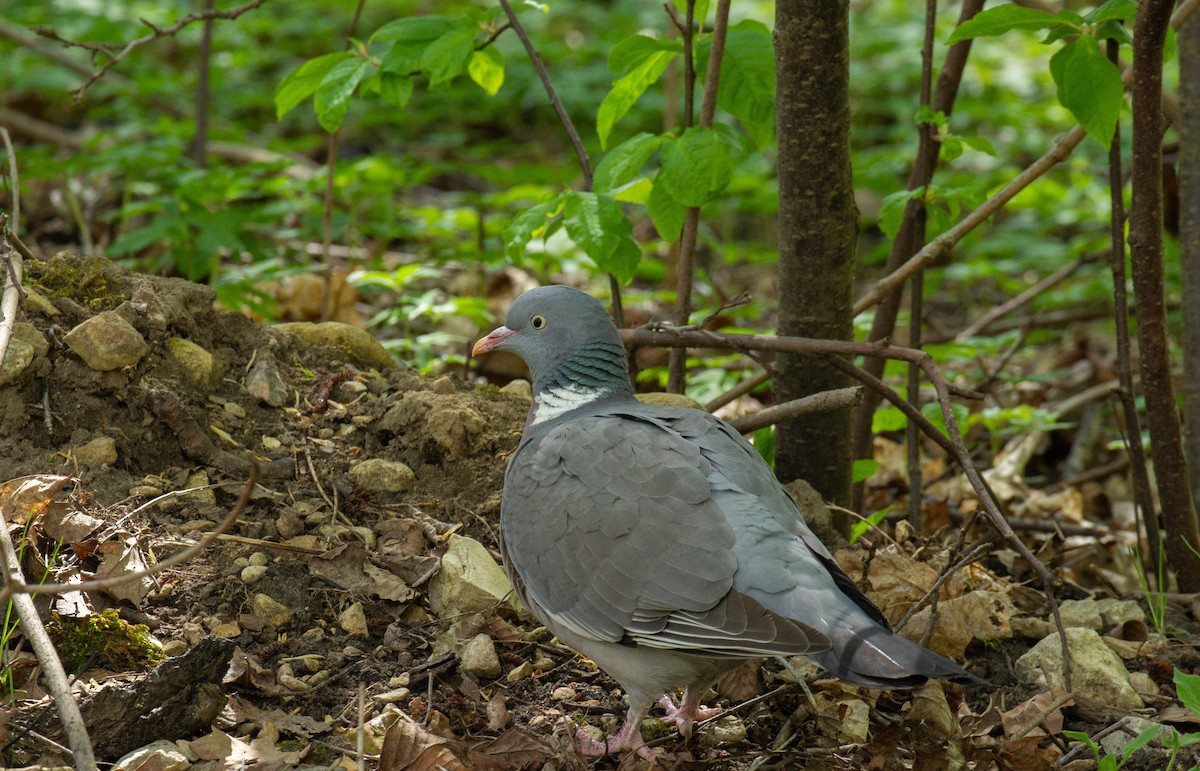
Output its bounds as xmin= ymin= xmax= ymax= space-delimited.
xmin=667 ymin=0 xmax=731 ymax=393
xmin=1 ymin=127 xmax=19 ymax=234
xmin=729 ymin=386 xmax=862 ymax=434
xmin=1 ymin=463 xmax=259 ymax=598
xmin=319 ymin=0 xmax=367 ymax=323
xmin=956 ymin=254 xmax=1098 ymax=340
xmin=192 ymin=0 xmax=215 ymax=167
xmin=705 ymin=370 xmax=771 ymax=413
xmin=495 ymin=0 xmax=624 ymax=327
xmin=35 ymin=0 xmax=271 ymax=101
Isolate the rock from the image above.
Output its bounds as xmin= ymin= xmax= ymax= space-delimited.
xmin=74 ymin=436 xmax=118 ymax=467
xmin=499 ymin=379 xmax=532 ymax=400
xmin=376 ymin=686 xmax=411 ymax=704
xmin=112 ymin=739 xmax=191 ymax=771
xmin=276 ymin=509 xmax=305 ymax=540
xmin=1094 ymin=598 xmax=1146 ymax=628
xmin=212 ymin=620 xmax=242 ymax=638
xmin=161 ymin=639 xmax=188 ymax=657
xmin=183 ymin=470 xmax=216 ymax=505
xmin=429 ymin=534 xmax=519 ymax=616
xmin=168 ymin=337 xmax=223 ymax=389
xmin=64 ymin=311 xmax=148 ymax=371
xmin=1015 ymin=627 xmax=1142 ymax=710
xmin=349 ymin=458 xmax=415 ymax=493
xmin=700 ymin=715 xmax=747 ymax=747
xmin=273 ymin=321 xmax=394 ymax=370
xmin=22 ymin=287 xmax=59 ymax=317
xmin=1059 ymin=599 xmax=1104 ymax=630
xmin=1098 ymin=716 xmax=1164 ymax=760
xmin=459 ymin=634 xmax=502 ymax=679
xmin=12 ymin=322 xmax=48 ymax=356
xmin=339 ymin=602 xmax=369 ymax=637
xmin=246 ymin=356 xmax=289 ymax=406
xmin=507 ymin=660 xmax=533 ymax=682
xmin=240 ymin=565 xmax=267 ymax=585
xmin=430 ymin=375 xmax=455 ymax=394
xmin=1129 ymin=671 xmax=1159 ymax=698
xmin=427 ymin=404 xmax=486 ymax=457
xmin=250 ymin=593 xmax=293 ymax=628
xmin=552 ymin=686 xmax=577 ymax=701
xmin=248 ymin=552 xmax=269 ymax=567
xmin=636 ymin=392 xmax=705 ymax=410
xmin=0 ymin=337 xmax=34 ymax=386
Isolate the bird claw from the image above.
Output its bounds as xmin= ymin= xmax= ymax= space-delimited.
xmin=572 ymin=724 xmax=657 ymax=763
xmin=658 ymin=694 xmax=722 ymax=738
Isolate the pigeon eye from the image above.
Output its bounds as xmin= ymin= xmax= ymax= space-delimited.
xmin=530 ymin=314 xmax=547 ymax=330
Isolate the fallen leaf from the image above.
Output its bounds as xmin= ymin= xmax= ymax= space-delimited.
xmin=379 ymin=714 xmax=468 ymax=771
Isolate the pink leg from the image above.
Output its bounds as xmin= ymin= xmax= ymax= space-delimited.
xmin=571 ymin=708 xmax=657 ymax=763
xmin=658 ymin=688 xmax=722 ymax=737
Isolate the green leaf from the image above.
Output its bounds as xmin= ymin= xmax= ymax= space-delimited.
xmin=504 ymin=196 xmax=562 ymax=260
xmin=877 ymin=187 xmax=924 ymax=240
xmin=752 ymin=425 xmax=774 ymax=467
xmin=703 ymin=21 xmax=776 ymax=146
xmin=946 ymin=4 xmax=1071 ymax=44
xmin=1049 ymin=36 xmax=1122 ymax=150
xmin=613 ymin=178 xmax=652 ymax=204
xmin=371 ymin=15 xmax=456 ymax=44
xmin=468 ymin=46 xmax=504 ymax=95
xmin=960 ymin=134 xmax=998 ymax=156
xmin=275 ymin=52 xmax=353 ymax=119
xmin=597 ymin=47 xmax=679 ymax=149
xmin=563 ymin=191 xmax=641 ymax=282
xmin=852 ymin=459 xmax=881 ymax=484
xmin=594 ymin=132 xmax=664 ymax=192
xmin=1087 ymin=0 xmax=1137 ymax=23
xmin=314 ymin=56 xmax=373 ymax=132
xmin=872 ymin=406 xmax=907 ymax=433
xmin=421 ymin=25 xmax=479 ymax=89
xmin=647 ymin=175 xmax=686 ymax=241
xmin=1122 ymin=724 xmax=1163 ymax=759
xmin=608 ymin=34 xmax=680 ymax=74
xmin=379 ymin=72 xmax=414 ymax=108
xmin=657 ymin=126 xmax=739 ymax=206
xmin=1175 ymin=669 xmax=1200 ymax=715
xmin=849 ymin=510 xmax=889 ymax=545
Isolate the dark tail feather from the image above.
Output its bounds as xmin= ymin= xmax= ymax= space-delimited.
xmin=811 ymin=624 xmax=988 ymax=688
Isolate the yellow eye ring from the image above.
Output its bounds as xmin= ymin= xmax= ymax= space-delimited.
xmin=530 ymin=314 xmax=547 ymax=330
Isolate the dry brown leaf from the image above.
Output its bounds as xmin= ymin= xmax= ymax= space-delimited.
xmin=189 ymin=729 xmax=257 ymax=763
xmin=715 ymin=659 xmax=760 ymax=702
xmin=42 ymin=506 xmax=104 ymax=543
xmin=1000 ymin=691 xmax=1067 ymax=739
xmin=379 ymin=714 xmax=468 ymax=771
xmin=486 ymin=694 xmax=509 ymax=732
xmin=465 ymin=728 xmax=557 ymax=769
xmin=94 ymin=537 xmax=154 ymax=606
xmin=995 ymin=734 xmax=1060 ymax=770
xmin=904 ymin=681 xmax=957 ymax=740
xmin=0 ymin=475 xmax=72 ymax=524
xmin=908 ymin=589 xmax=1014 ymax=659
xmin=250 ymin=721 xmax=309 ymax=767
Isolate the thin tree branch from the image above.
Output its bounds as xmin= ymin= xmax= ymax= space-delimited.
xmin=956 ymin=253 xmax=1099 ymax=340
xmin=2 ymin=128 xmax=18 ymax=235
xmin=35 ymin=0 xmax=271 ymax=101
xmin=667 ymin=0 xmax=731 ymax=393
xmin=729 ymin=386 xmax=863 ymax=434
xmin=495 ymin=0 xmax=625 ymax=327
xmin=705 ymin=369 xmax=771 ymax=413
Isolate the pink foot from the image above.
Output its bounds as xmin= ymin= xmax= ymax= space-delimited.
xmin=571 ymin=721 xmax=657 ymax=763
xmin=658 ymin=694 xmax=722 ymax=738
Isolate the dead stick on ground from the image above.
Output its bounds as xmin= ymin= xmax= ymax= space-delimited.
xmin=729 ymin=387 xmax=862 ymax=434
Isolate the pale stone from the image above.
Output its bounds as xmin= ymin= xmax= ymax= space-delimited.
xmin=499 ymin=379 xmax=532 ymax=400
xmin=240 ymin=565 xmax=267 ymax=585
xmin=74 ymin=436 xmax=117 ymax=467
xmin=339 ymin=602 xmax=369 ymax=637
xmin=636 ymin=392 xmax=704 ymax=410
xmin=246 ymin=356 xmax=289 ymax=406
xmin=112 ymin=739 xmax=190 ymax=771
xmin=13 ymin=322 xmax=49 ymax=356
xmin=349 ymin=458 xmax=415 ymax=493
xmin=700 ymin=716 xmax=747 ymax=747
xmin=251 ymin=593 xmax=293 ymax=627
xmin=0 ymin=337 xmax=34 ymax=386
xmin=459 ymin=633 xmax=502 ymax=679
xmin=168 ymin=337 xmax=223 ymax=389
xmin=1015 ymin=627 xmax=1142 ymax=710
xmin=273 ymin=321 xmax=394 ymax=370
xmin=64 ymin=311 xmax=148 ymax=370
xmin=429 ymin=534 xmax=520 ymax=616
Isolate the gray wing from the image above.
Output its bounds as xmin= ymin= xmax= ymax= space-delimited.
xmin=502 ymin=414 xmax=828 ymax=659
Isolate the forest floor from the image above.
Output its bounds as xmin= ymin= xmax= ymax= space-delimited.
xmin=4 ymin=253 xmax=1200 ymax=771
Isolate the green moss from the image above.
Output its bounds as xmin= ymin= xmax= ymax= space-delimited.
xmin=49 ymin=608 xmax=164 ymax=673
xmin=28 ymin=253 xmax=124 ymax=311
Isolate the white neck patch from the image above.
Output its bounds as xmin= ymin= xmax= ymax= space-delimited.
xmin=530 ymin=382 xmax=608 ymax=426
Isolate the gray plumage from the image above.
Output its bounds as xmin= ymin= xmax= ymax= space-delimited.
xmin=472 ymin=285 xmax=980 ymax=760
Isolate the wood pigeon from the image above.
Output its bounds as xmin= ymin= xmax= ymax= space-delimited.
xmin=472 ymin=285 xmax=981 ymax=761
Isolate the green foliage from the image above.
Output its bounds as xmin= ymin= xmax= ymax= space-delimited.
xmin=849 ymin=509 xmax=889 ymax=545
xmin=1061 ymin=725 xmax=1162 ymax=771
xmin=946 ymin=0 xmax=1128 ymax=149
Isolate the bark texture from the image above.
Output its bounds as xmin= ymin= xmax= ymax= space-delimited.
xmin=1180 ymin=0 xmax=1200 ymax=545
xmin=773 ymin=0 xmax=856 ymax=512
xmin=1131 ymin=0 xmax=1200 ymax=591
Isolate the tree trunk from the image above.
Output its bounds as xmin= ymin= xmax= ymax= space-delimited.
xmin=1131 ymin=0 xmax=1200 ymax=591
xmin=773 ymin=0 xmax=856 ymax=514
xmin=1180 ymin=0 xmax=1200 ymax=539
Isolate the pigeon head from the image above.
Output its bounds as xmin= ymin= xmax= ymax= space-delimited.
xmin=473 ymin=285 xmax=633 ymax=422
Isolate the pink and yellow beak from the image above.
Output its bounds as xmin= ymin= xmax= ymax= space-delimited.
xmin=472 ymin=326 xmax=516 ymax=357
